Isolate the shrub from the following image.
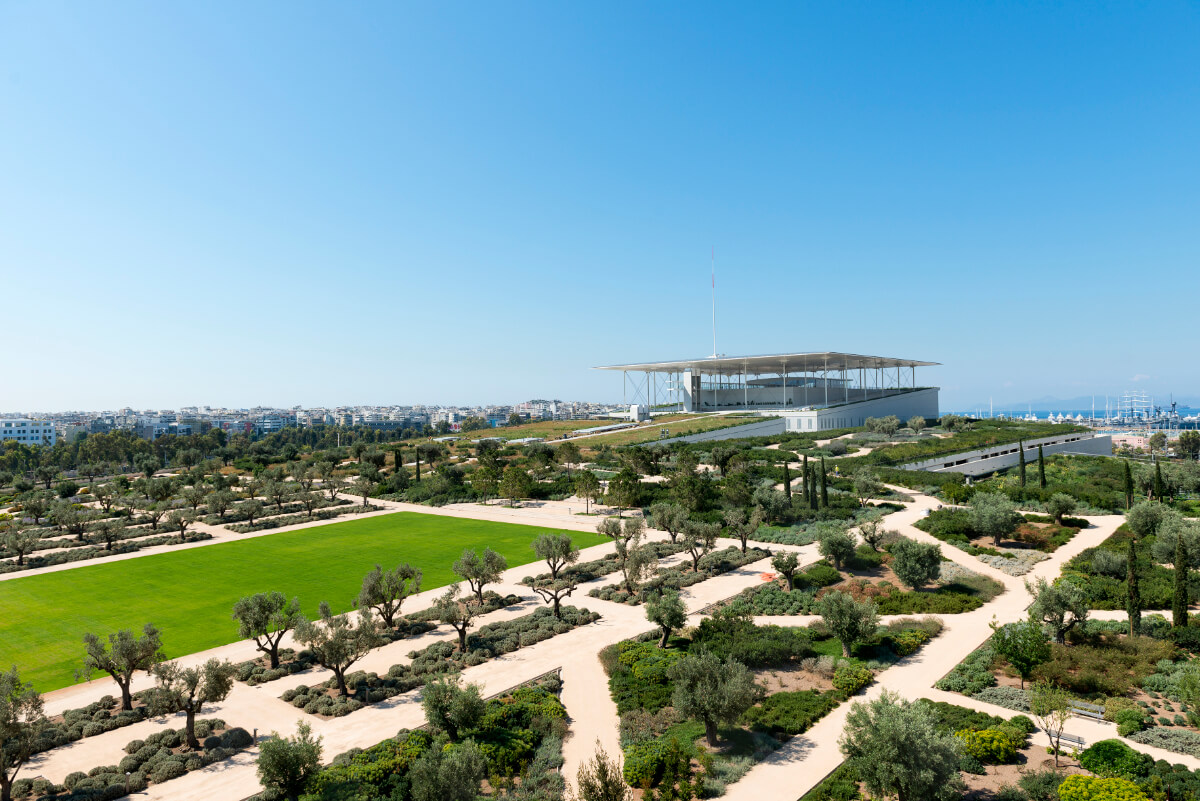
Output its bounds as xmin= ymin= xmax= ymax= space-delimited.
xmin=743 ymin=690 xmax=841 ymax=737
xmin=935 ymin=646 xmax=997 ymax=695
xmin=1020 ymin=770 xmax=1065 ymax=801
xmin=972 ymin=686 xmax=1030 ymax=712
xmin=1125 ymin=727 xmax=1200 ymax=757
xmin=1079 ymin=739 xmax=1154 ymax=780
xmin=1056 ymin=775 xmax=1149 ymax=801
xmin=832 ymin=665 xmax=873 ymax=696
xmin=959 ymin=753 xmax=986 ymax=774
xmin=622 ymin=737 xmax=680 ymax=787
xmin=955 ymin=728 xmax=1019 ymax=764
xmin=221 ymin=727 xmax=254 ymax=748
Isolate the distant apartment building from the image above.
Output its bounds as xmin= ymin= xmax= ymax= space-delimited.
xmin=0 ymin=419 xmax=57 ymax=447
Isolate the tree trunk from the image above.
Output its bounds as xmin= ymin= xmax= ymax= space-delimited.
xmin=185 ymin=707 xmax=200 ymax=750
xmin=334 ymin=668 xmax=349 ymax=697
xmin=842 ymin=641 xmax=851 ymax=658
xmin=2 ymin=770 xmax=12 ymax=801
xmin=268 ymin=645 xmax=280 ymax=670
xmin=659 ymin=628 xmax=670 ymax=648
xmin=552 ymin=596 xmax=562 ymax=619
xmin=457 ymin=626 xmax=468 ymax=652
xmin=117 ymin=679 xmax=134 ymax=712
xmin=704 ymin=719 xmax=719 ymax=747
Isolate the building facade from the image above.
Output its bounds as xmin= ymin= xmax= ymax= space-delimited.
xmin=0 ymin=419 xmax=57 ymax=447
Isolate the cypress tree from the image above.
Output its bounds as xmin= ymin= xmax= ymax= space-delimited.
xmin=1174 ymin=535 xmax=1189 ymax=629
xmin=819 ymin=458 xmax=829 ymax=508
xmin=802 ymin=455 xmax=809 ymax=503
xmin=1155 ymin=462 xmax=1165 ymax=501
xmin=1124 ymin=461 xmax=1134 ymax=510
xmin=1127 ymin=537 xmax=1141 ymax=637
xmin=1018 ymin=440 xmax=1027 ymax=488
xmin=808 ymin=466 xmax=818 ymax=511
xmin=782 ymin=461 xmax=792 ymax=502
xmin=1037 ymin=445 xmax=1046 ymax=489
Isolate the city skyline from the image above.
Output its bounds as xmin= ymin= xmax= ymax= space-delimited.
xmin=4 ymin=2 xmax=1199 ymax=411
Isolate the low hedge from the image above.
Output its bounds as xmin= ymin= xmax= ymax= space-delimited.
xmin=29 ymin=693 xmax=165 ymax=755
xmin=10 ymin=720 xmax=250 ymax=801
xmin=280 ymin=606 xmax=600 ymax=717
xmin=743 ymin=689 xmax=841 ymax=737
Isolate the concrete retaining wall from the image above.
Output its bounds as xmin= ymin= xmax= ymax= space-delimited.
xmin=904 ymin=433 xmax=1113 ymax=477
xmin=654 ymin=417 xmax=786 ymax=446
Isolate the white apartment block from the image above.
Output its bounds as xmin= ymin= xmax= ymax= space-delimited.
xmin=0 ymin=419 xmax=57 ymax=447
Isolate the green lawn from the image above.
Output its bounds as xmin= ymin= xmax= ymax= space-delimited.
xmin=0 ymin=512 xmax=607 ymax=692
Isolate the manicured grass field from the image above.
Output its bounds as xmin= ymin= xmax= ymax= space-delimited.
xmin=0 ymin=512 xmax=607 ymax=692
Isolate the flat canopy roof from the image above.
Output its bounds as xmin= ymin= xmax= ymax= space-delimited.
xmin=595 ymin=351 xmax=939 ymax=376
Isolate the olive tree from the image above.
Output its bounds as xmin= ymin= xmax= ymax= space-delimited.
xmin=1025 ymin=576 xmax=1089 ymax=644
xmin=408 ymin=738 xmax=486 ymax=801
xmin=1044 ymin=493 xmax=1077 ymax=526
xmin=1127 ymin=500 xmax=1169 ymax=540
xmin=294 ymin=603 xmax=380 ymax=697
xmin=817 ymin=525 xmax=856 ymax=570
xmin=817 ymin=591 xmax=879 ymax=657
xmin=532 ymin=532 xmax=579 ymax=580
xmin=969 ymin=491 xmax=1022 ymax=547
xmin=357 ymin=563 xmax=422 ymax=629
xmin=79 ymin=624 xmax=164 ymax=710
xmin=888 ymin=538 xmax=942 ymax=590
xmin=646 ymin=590 xmax=686 ymax=648
xmin=771 ymin=551 xmax=799 ymax=590
xmin=723 ymin=507 xmax=764 ymax=554
xmin=989 ymin=618 xmax=1050 ymax=689
xmin=148 ymin=658 xmax=236 ymax=750
xmin=839 ymin=690 xmax=963 ymax=801
xmin=681 ymin=520 xmax=720 ymax=573
xmin=421 ymin=675 xmax=485 ymax=741
xmin=0 ymin=667 xmax=46 ymax=801
xmin=434 ymin=586 xmax=480 ymax=651
xmin=668 ymin=650 xmax=763 ymax=747
xmin=232 ymin=592 xmax=303 ymax=669
xmin=256 ymin=722 xmax=323 ymax=801
xmin=1 ymin=525 xmax=39 ymax=567
xmin=165 ymin=508 xmax=197 ymax=543
xmin=452 ymin=548 xmax=507 ymax=603
xmin=652 ymin=503 xmax=691 ymax=541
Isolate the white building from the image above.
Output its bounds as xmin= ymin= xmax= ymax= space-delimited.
xmin=0 ymin=419 xmax=57 ymax=447
xmin=596 ymin=351 xmax=940 ymax=433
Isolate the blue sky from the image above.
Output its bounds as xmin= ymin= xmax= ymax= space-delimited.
xmin=3 ymin=2 xmax=1198 ymax=413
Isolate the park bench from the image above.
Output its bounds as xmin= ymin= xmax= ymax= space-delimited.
xmin=1054 ymin=731 xmax=1086 ymax=749
xmin=1068 ymin=700 xmax=1106 ymax=721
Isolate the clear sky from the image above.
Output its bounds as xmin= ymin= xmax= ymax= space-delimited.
xmin=3 ymin=2 xmax=1198 ymax=413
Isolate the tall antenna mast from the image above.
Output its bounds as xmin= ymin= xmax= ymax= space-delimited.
xmin=710 ymin=247 xmax=717 ymax=358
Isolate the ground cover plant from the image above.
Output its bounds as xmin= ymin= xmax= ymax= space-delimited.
xmin=0 ymin=512 xmax=607 ymax=691
xmin=10 ymin=719 xmax=253 ymax=801
xmin=280 ymin=606 xmax=600 ymax=717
